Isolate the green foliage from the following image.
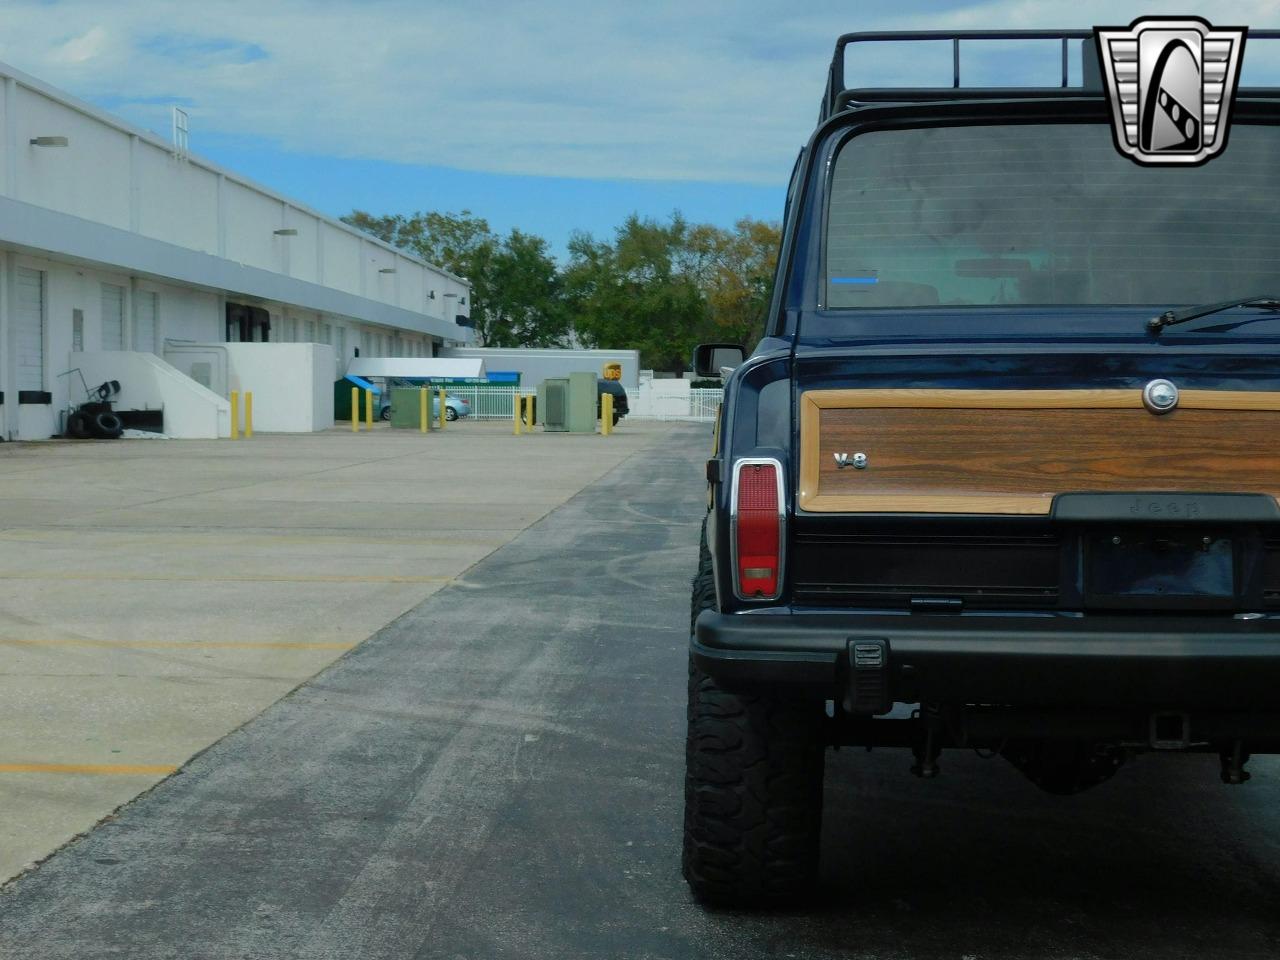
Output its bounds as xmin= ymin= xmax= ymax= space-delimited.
xmin=342 ymin=208 xmax=781 ymax=370
xmin=563 ymin=215 xmax=707 ymax=374
xmin=341 ymin=210 xmax=564 ymax=348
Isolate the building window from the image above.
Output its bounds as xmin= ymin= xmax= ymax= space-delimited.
xmin=226 ymin=303 xmax=270 ymax=342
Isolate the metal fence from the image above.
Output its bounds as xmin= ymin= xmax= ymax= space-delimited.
xmin=445 ymin=384 xmax=520 ymax=420
xmin=689 ymin=388 xmax=723 ymax=422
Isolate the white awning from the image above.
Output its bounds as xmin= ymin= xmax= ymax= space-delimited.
xmin=344 ymin=358 xmax=487 ymax=380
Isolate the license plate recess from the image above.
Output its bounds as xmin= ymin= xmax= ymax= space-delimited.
xmin=1085 ymin=532 xmax=1235 ymax=609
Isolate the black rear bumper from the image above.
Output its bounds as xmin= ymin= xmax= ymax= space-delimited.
xmin=693 ymin=610 xmax=1280 ymax=708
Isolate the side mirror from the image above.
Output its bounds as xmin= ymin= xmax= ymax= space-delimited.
xmin=693 ymin=343 xmax=746 ymax=379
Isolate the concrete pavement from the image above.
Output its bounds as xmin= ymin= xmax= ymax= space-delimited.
xmin=5 ymin=424 xmax=1280 ymax=959
xmin=0 ymin=419 xmax=674 ymax=881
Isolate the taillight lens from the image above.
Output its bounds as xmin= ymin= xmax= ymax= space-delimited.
xmin=735 ymin=461 xmax=782 ymax=599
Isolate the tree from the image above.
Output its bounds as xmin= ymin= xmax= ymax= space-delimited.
xmin=699 ymin=218 xmax=782 ymax=348
xmin=348 ymin=209 xmax=506 ymax=345
xmin=484 ymin=229 xmax=567 ymax=347
xmin=563 ymin=214 xmax=709 ymax=375
xmin=343 ymin=207 xmax=782 ymax=366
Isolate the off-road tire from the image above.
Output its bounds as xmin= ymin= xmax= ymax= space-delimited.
xmin=682 ymin=517 xmax=825 ymax=906
xmin=690 ymin=516 xmax=715 ymax=636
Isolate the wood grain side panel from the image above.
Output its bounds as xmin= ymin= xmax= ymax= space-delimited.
xmin=799 ymin=398 xmax=1280 ymax=513
xmin=799 ymin=392 xmax=821 ymax=505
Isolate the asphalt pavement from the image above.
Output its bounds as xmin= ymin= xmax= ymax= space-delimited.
xmin=3 ymin=425 xmax=1280 ymax=959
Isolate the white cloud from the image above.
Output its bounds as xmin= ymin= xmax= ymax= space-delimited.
xmin=48 ymin=25 xmax=110 ymax=64
xmin=1 ymin=0 xmax=1277 ymax=184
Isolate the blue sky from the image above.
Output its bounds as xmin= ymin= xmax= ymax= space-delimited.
xmin=1 ymin=0 xmax=1274 ymax=258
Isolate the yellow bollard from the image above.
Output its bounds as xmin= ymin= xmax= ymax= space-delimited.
xmin=513 ymin=391 xmax=522 ymax=435
xmin=419 ymin=387 xmax=428 ymax=433
xmin=351 ymin=387 xmax=359 ymax=432
xmin=601 ymin=392 xmax=613 ymax=436
xmin=365 ymin=389 xmax=373 ymax=428
xmin=438 ymin=388 xmax=447 ymax=430
xmin=230 ymin=391 xmax=240 ymax=440
xmin=521 ymin=394 xmax=531 ymax=432
xmin=244 ymin=392 xmax=253 ymax=439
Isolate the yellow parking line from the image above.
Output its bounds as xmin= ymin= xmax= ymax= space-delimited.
xmin=0 ymin=762 xmax=178 ymax=776
xmin=1 ymin=637 xmax=357 ymax=651
xmin=0 ymin=573 xmax=453 ymax=584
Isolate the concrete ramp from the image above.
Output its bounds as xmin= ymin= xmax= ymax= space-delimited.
xmin=70 ymin=351 xmax=230 ymax=438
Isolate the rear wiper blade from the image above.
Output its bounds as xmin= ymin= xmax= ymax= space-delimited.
xmin=1148 ymin=295 xmax=1280 ymax=334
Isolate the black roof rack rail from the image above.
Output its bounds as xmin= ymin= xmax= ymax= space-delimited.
xmin=820 ymin=29 xmax=1280 ymax=122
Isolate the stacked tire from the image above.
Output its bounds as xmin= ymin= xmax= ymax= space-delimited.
xmin=65 ymin=409 xmax=123 ymax=440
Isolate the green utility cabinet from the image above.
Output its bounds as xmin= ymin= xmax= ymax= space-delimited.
xmin=537 ymin=378 xmax=567 ymax=431
xmin=566 ymin=372 xmax=597 ymax=433
xmin=537 ymin=373 xmax=596 ymax=433
xmin=334 ymin=379 xmax=379 ymax=420
xmin=388 ymin=387 xmax=433 ymax=429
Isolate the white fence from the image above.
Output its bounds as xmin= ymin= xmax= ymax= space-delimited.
xmin=443 ymin=384 xmax=519 ymax=420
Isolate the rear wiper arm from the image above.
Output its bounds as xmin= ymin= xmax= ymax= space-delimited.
xmin=1148 ymin=295 xmax=1280 ymax=334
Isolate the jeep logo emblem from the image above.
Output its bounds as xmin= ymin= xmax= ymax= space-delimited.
xmin=1129 ymin=496 xmax=1202 ymax=518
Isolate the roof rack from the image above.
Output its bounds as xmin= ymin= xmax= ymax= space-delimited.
xmin=821 ymin=31 xmax=1093 ymax=121
xmin=820 ymin=29 xmax=1280 ymax=122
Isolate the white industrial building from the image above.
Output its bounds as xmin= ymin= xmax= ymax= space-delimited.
xmin=0 ymin=60 xmax=472 ymax=440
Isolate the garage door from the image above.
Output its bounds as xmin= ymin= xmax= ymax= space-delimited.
xmin=134 ymin=290 xmax=157 ymax=353
xmin=15 ymin=267 xmax=44 ymax=391
xmin=101 ymin=283 xmax=125 ymax=350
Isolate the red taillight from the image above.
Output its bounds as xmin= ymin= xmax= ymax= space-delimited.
xmin=735 ymin=461 xmax=781 ymax=599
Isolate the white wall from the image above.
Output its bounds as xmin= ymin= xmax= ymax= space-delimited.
xmin=221 ymin=342 xmax=335 ymax=433
xmin=631 ymin=378 xmax=693 ymax=418
xmin=0 ymin=60 xmax=466 ymax=315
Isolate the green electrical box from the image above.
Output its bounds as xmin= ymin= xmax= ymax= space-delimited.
xmin=566 ymin=371 xmax=598 ymax=433
xmin=538 ymin=373 xmax=596 ymax=433
xmin=539 ymin=378 xmax=568 ymax=431
xmin=388 ymin=387 xmax=432 ymax=430
xmin=334 ymin=379 xmax=379 ymax=420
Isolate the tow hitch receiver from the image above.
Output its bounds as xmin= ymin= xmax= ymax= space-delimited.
xmin=1150 ymin=711 xmax=1192 ymax=749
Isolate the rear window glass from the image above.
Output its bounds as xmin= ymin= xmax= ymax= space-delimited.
xmin=825 ymin=122 xmax=1280 ymax=308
